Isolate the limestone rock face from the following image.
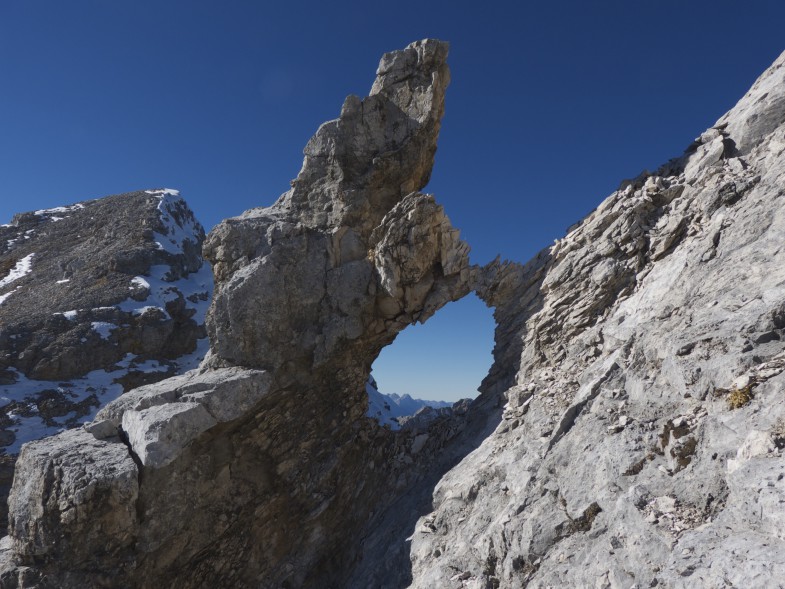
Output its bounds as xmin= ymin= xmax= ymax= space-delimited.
xmin=0 ymin=190 xmax=207 ymax=381
xmin=407 ymin=49 xmax=785 ymax=588
xmin=0 ymin=189 xmax=211 ymax=533
xmin=8 ymin=429 xmax=138 ymax=568
xmin=203 ymin=38 xmax=455 ymax=375
xmin=0 ymin=39 xmax=482 ymax=589
xmin=3 ymin=40 xmax=785 ymax=589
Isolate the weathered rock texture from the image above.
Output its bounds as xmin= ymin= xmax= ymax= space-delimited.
xmin=0 ymin=190 xmax=211 ymax=532
xmin=0 ymin=39 xmax=482 ymax=589
xmin=0 ymin=190 xmax=207 ymax=383
xmin=406 ymin=49 xmax=785 ymax=588
xmin=0 ymin=191 xmax=210 ymax=444
xmin=2 ymin=40 xmax=785 ymax=589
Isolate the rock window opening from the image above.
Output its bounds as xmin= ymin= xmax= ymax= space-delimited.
xmin=367 ymin=292 xmax=494 ymax=428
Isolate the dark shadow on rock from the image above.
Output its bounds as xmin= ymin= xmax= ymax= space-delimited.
xmin=342 ymin=249 xmax=554 ymax=589
xmin=343 ymin=393 xmax=504 ymax=589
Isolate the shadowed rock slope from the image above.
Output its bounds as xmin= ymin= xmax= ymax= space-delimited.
xmin=0 ymin=190 xmax=206 ymax=381
xmin=2 ymin=40 xmax=785 ymax=589
xmin=0 ymin=190 xmax=211 ymax=450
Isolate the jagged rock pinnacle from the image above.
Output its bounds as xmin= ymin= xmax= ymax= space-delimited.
xmin=1 ymin=39 xmax=476 ymax=589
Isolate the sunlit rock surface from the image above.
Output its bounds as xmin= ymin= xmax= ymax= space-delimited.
xmin=0 ymin=39 xmax=484 ymax=588
xmin=408 ymin=48 xmax=785 ymax=588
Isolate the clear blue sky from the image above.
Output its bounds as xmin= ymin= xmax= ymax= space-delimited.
xmin=2 ymin=1 xmax=784 ymax=400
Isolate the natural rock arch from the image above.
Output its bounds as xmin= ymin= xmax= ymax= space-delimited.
xmin=5 ymin=37 xmax=785 ymax=589
xmin=369 ymin=291 xmax=496 ymax=409
xmin=0 ymin=39 xmax=509 ymax=588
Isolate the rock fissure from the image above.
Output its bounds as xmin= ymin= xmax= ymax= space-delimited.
xmin=117 ymin=426 xmax=143 ymax=478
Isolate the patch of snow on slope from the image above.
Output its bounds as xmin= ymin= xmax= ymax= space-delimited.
xmin=170 ymin=337 xmax=211 ymax=372
xmin=0 ymin=288 xmax=20 ymax=306
xmin=117 ymin=263 xmax=212 ymax=322
xmin=0 ymin=367 xmax=125 ymax=455
xmin=90 ymin=322 xmax=117 ymax=340
xmin=144 ymin=188 xmax=180 ymax=197
xmin=366 ymin=374 xmax=452 ymax=430
xmin=0 ymin=338 xmax=213 ymax=455
xmin=0 ymin=253 xmax=34 ymax=289
xmin=0 ymin=193 xmax=214 ymax=454
xmin=34 ymin=203 xmax=85 ymax=216
xmin=145 ymin=189 xmax=201 ymax=255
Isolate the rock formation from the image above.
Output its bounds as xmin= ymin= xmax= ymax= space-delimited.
xmin=0 ymin=39 xmax=480 ymax=588
xmin=0 ymin=189 xmax=210 ymax=532
xmin=1 ymin=39 xmax=785 ymax=589
xmin=0 ymin=189 xmax=207 ymax=384
xmin=0 ymin=189 xmax=211 ymax=436
xmin=405 ymin=49 xmax=785 ymax=588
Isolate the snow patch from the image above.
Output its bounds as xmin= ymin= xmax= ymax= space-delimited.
xmin=149 ymin=191 xmax=201 ymax=255
xmin=145 ymin=188 xmax=180 ymax=196
xmin=117 ymin=263 xmax=212 ymax=323
xmin=0 ymin=288 xmax=20 ymax=306
xmin=34 ymin=203 xmax=85 ymax=216
xmin=61 ymin=310 xmax=78 ymax=320
xmin=0 ymin=367 xmax=124 ymax=454
xmin=0 ymin=253 xmax=35 ymax=289
xmin=90 ymin=322 xmax=117 ymax=340
xmin=56 ymin=279 xmax=70 ymax=284
xmin=131 ymin=276 xmax=150 ymax=289
xmin=0 ymin=334 xmax=211 ymax=455
xmin=174 ymin=337 xmax=211 ymax=372
xmin=129 ymin=305 xmax=166 ymax=316
xmin=0 ymin=372 xmax=109 ymax=454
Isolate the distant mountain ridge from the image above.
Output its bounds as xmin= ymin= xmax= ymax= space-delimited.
xmin=366 ymin=375 xmax=453 ymax=429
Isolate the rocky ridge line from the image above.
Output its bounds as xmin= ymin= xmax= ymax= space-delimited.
xmin=405 ymin=48 xmax=785 ymax=588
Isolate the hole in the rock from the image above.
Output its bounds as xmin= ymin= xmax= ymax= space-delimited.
xmin=368 ymin=292 xmax=494 ymax=428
